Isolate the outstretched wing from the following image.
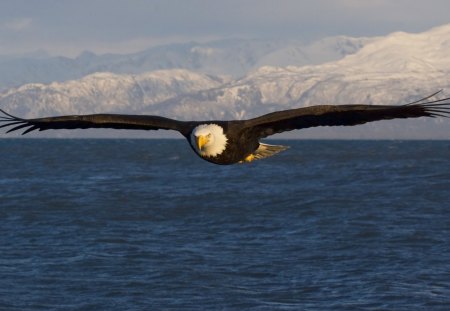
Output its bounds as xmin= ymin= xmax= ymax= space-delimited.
xmin=245 ymin=93 xmax=450 ymax=138
xmin=0 ymin=111 xmax=193 ymax=136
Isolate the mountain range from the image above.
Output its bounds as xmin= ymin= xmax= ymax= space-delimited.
xmin=0 ymin=36 xmax=372 ymax=92
xmin=1 ymin=24 xmax=450 ymax=139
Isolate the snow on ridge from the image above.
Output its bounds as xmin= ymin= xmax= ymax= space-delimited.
xmin=335 ymin=24 xmax=450 ymax=73
xmin=0 ymin=69 xmax=226 ymax=118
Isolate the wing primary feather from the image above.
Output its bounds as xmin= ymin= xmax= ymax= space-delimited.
xmin=6 ymin=123 xmax=33 ymax=133
xmin=429 ymin=113 xmax=449 ymax=118
xmin=423 ymin=103 xmax=450 ymax=107
xmin=418 ymin=97 xmax=450 ymax=105
xmin=427 ymin=107 xmax=450 ymax=111
xmin=404 ymin=90 xmax=443 ymax=106
xmin=21 ymin=126 xmax=39 ymax=135
xmin=426 ymin=109 xmax=450 ymax=116
xmin=0 ymin=121 xmax=24 ymax=129
xmin=0 ymin=109 xmax=24 ymax=120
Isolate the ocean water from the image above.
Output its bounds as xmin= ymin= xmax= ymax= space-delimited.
xmin=0 ymin=139 xmax=449 ymax=310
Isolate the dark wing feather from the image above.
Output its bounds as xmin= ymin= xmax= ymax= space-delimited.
xmin=0 ymin=111 xmax=193 ymax=136
xmin=245 ymin=94 xmax=450 ymax=138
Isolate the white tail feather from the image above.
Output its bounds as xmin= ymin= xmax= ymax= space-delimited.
xmin=253 ymin=143 xmax=289 ymax=160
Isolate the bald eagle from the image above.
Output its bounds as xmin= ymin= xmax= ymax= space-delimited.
xmin=1 ymin=93 xmax=449 ymax=165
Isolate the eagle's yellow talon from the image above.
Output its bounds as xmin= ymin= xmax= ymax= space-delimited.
xmin=243 ymin=154 xmax=255 ymax=163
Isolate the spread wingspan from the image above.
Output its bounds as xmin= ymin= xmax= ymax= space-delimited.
xmin=0 ymin=111 xmax=192 ymax=136
xmin=245 ymin=93 xmax=450 ymax=138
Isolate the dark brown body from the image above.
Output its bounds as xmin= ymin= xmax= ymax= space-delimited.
xmin=184 ymin=121 xmax=260 ymax=165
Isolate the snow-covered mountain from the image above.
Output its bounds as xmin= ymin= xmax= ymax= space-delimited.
xmin=142 ymin=25 xmax=450 ymax=121
xmin=1 ymin=25 xmax=450 ymax=138
xmin=0 ymin=70 xmax=227 ymax=117
xmin=0 ymin=36 xmax=372 ymax=91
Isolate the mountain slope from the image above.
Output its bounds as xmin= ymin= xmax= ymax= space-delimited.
xmin=0 ymin=36 xmax=372 ymax=91
xmin=0 ymin=69 xmax=226 ymax=117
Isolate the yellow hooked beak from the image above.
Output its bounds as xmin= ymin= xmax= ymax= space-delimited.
xmin=196 ymin=135 xmax=208 ymax=151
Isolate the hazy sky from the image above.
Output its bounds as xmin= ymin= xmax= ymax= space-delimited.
xmin=1 ymin=0 xmax=450 ymax=57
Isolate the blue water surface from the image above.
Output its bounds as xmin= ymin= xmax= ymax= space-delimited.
xmin=1 ymin=139 xmax=449 ymax=310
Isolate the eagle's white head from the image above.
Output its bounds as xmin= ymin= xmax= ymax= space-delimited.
xmin=190 ymin=124 xmax=228 ymax=157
